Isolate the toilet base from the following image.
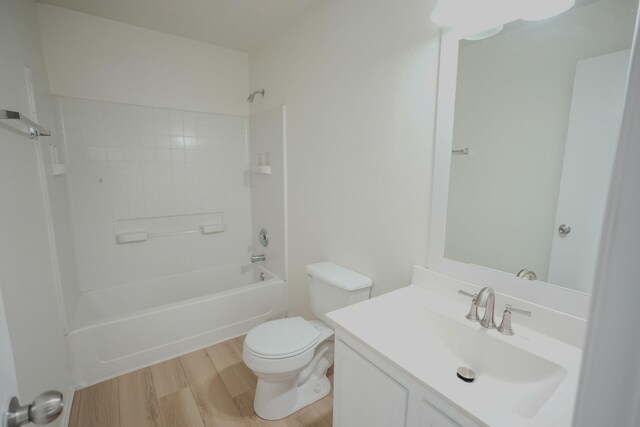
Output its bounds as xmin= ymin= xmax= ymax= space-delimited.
xmin=254 ymin=374 xmax=331 ymax=421
xmin=253 ymin=340 xmax=334 ymax=421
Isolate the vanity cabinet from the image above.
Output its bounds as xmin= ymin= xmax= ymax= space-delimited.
xmin=333 ymin=331 xmax=482 ymax=427
xmin=418 ymin=400 xmax=463 ymax=427
xmin=334 ymin=339 xmax=409 ymax=427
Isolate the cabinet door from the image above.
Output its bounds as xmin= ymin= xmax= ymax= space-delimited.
xmin=334 ymin=340 xmax=408 ymax=427
xmin=419 ymin=400 xmax=461 ymax=427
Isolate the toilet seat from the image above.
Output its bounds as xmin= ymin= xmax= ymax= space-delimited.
xmin=245 ymin=317 xmax=321 ymax=359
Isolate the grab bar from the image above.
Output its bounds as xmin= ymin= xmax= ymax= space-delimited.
xmin=0 ymin=109 xmax=51 ymax=139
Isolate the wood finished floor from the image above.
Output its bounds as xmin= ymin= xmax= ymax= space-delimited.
xmin=68 ymin=336 xmax=333 ymax=427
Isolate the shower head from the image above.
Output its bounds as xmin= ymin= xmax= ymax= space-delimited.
xmin=247 ymin=89 xmax=265 ymax=103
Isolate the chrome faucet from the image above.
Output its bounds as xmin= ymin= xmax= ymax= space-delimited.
xmin=459 ymin=288 xmax=532 ymax=335
xmin=250 ymin=254 xmax=266 ymax=263
xmin=516 ymin=269 xmax=538 ymax=280
xmin=475 ymin=287 xmax=496 ymax=329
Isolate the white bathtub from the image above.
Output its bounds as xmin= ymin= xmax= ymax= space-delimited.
xmin=67 ymin=264 xmax=287 ymax=386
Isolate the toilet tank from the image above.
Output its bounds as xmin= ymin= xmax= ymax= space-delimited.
xmin=306 ymin=262 xmax=372 ymax=327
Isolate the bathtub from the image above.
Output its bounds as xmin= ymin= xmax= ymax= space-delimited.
xmin=67 ymin=264 xmax=287 ymax=386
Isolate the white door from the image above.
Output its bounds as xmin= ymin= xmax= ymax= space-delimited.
xmin=0 ymin=285 xmax=20 ymax=425
xmin=548 ymin=50 xmax=631 ymax=293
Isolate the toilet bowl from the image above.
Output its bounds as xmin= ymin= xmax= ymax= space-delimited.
xmin=242 ymin=262 xmax=372 ymax=420
xmin=243 ymin=317 xmax=334 ymax=420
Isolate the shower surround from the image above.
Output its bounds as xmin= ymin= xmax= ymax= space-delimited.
xmin=57 ymin=96 xmax=252 ymax=294
xmin=55 ymin=97 xmax=288 ymax=385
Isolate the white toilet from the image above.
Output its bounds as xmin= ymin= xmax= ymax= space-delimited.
xmin=242 ymin=262 xmax=372 ymax=420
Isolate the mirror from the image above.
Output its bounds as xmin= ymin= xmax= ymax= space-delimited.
xmin=430 ymin=0 xmax=638 ymax=316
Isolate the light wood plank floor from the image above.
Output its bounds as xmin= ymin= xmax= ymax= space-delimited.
xmin=69 ymin=336 xmax=333 ymax=427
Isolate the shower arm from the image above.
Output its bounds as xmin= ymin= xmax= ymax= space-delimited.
xmin=247 ymin=89 xmax=265 ymax=103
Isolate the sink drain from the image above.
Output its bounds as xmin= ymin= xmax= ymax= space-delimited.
xmin=457 ymin=367 xmax=475 ymax=383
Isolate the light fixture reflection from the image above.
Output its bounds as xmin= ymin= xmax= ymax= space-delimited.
xmin=464 ymin=25 xmax=505 ymax=41
xmin=430 ymin=0 xmax=576 ymax=35
xmin=520 ymin=0 xmax=576 ymax=20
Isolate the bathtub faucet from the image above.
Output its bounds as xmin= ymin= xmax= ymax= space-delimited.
xmin=251 ymin=254 xmax=266 ymax=263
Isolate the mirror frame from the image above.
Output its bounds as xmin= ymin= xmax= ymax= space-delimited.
xmin=428 ymin=28 xmax=592 ymax=319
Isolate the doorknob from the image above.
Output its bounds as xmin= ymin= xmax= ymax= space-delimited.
xmin=558 ymin=224 xmax=571 ymax=235
xmin=4 ymin=391 xmax=63 ymax=427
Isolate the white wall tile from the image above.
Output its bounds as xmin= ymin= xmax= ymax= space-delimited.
xmin=87 ymin=147 xmax=106 ymax=161
xmin=83 ymin=100 xmax=103 ymax=116
xmin=59 ymin=96 xmax=251 ymax=291
xmin=169 ymin=122 xmax=183 ymax=136
xmin=106 ymin=147 xmax=124 ymax=161
xmin=155 ymin=135 xmax=171 ymax=148
xmin=61 ymin=97 xmax=85 ymax=115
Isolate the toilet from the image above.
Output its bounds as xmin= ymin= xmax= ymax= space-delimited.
xmin=242 ymin=262 xmax=372 ymax=420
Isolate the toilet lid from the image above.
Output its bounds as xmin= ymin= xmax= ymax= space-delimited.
xmin=245 ymin=317 xmax=321 ymax=359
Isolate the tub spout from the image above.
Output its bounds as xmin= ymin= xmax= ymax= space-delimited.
xmin=251 ymin=254 xmax=266 ymax=263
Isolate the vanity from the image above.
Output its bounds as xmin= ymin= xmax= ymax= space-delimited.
xmin=327 ymin=0 xmax=636 ymax=425
xmin=327 ymin=267 xmax=584 ymax=427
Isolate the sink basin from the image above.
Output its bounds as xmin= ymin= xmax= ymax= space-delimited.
xmin=423 ymin=309 xmax=567 ymax=418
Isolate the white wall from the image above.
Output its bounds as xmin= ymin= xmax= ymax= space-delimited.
xmin=573 ymin=8 xmax=640 ymax=423
xmin=249 ymin=0 xmax=440 ymax=317
xmin=0 ymin=0 xmax=72 ymax=422
xmin=445 ymin=0 xmax=636 ymax=282
xmin=250 ymin=106 xmax=287 ymax=280
xmin=57 ymin=96 xmax=251 ymax=297
xmin=36 ymin=3 xmax=249 ymax=116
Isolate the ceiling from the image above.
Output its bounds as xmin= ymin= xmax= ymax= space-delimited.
xmin=36 ymin=0 xmax=318 ymax=53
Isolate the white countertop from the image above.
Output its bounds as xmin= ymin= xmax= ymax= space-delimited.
xmin=327 ymin=278 xmax=583 ymax=427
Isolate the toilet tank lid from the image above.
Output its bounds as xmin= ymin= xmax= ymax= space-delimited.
xmin=305 ymin=262 xmax=372 ymax=291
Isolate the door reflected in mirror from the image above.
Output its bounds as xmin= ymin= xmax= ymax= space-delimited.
xmin=444 ymin=0 xmax=638 ymax=294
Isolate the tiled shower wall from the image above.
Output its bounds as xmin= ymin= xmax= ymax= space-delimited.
xmin=57 ymin=97 xmax=251 ymax=291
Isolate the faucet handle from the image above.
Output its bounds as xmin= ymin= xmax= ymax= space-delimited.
xmin=497 ymin=304 xmax=531 ymax=335
xmin=458 ymin=290 xmax=479 ymax=322
xmin=506 ymin=304 xmax=531 ymax=317
xmin=457 ymin=290 xmax=476 ymax=298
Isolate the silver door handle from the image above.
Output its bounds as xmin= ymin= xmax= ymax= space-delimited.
xmin=5 ymin=391 xmax=63 ymax=427
xmin=558 ymin=224 xmax=571 ymax=235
